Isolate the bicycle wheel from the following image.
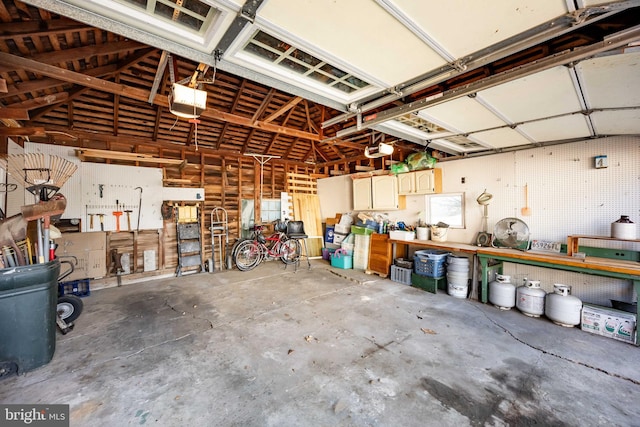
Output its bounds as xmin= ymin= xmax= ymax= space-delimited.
xmin=280 ymin=239 xmax=301 ymax=264
xmin=234 ymin=240 xmax=263 ymax=271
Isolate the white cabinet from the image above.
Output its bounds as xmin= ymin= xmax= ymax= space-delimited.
xmin=353 ymin=175 xmax=401 ymax=210
xmin=371 ymin=175 xmax=398 ymax=210
xmin=353 ymin=177 xmax=372 ymax=210
xmin=397 ymin=169 xmax=442 ymax=195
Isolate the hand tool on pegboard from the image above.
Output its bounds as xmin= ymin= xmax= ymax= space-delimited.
xmin=113 ymin=200 xmax=123 ymax=232
xmin=88 ymin=213 xmax=95 ymax=230
xmin=97 ymin=213 xmax=105 ymax=231
xmin=124 ymin=210 xmax=133 ymax=231
xmin=135 ymin=187 xmax=143 ymax=231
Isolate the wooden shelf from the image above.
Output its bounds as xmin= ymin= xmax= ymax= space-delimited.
xmin=76 ymin=148 xmax=187 ymax=169
xmin=567 ymin=235 xmax=640 ymax=256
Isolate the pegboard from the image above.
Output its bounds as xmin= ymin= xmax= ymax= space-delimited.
xmin=80 ymin=163 xmax=163 ymax=232
xmin=22 ymin=143 xmax=163 ymax=232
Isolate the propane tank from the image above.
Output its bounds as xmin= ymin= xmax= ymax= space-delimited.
xmin=489 ymin=274 xmax=516 ymax=310
xmin=516 ymin=280 xmax=546 ymax=317
xmin=545 ymin=284 xmax=582 ymax=327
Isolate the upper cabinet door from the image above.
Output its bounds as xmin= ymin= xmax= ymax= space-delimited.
xmin=397 ymin=173 xmax=414 ymax=195
xmin=372 ymin=175 xmax=398 ymax=210
xmin=414 ymin=170 xmax=435 ymax=194
xmin=353 ymin=178 xmax=372 ymax=210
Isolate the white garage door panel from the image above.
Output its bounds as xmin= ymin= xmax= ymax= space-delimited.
xmin=592 ymin=110 xmax=640 ymax=134
xmin=472 ymin=128 xmax=532 ymax=148
xmin=519 ymin=115 xmax=592 ymax=141
xmin=578 ymin=52 xmax=640 ymax=108
xmin=419 ymin=97 xmax=507 ymax=133
xmin=258 ymin=0 xmax=446 ymax=86
xmin=388 ymin=0 xmax=568 ymax=58
xmin=477 ymin=66 xmax=582 ymax=122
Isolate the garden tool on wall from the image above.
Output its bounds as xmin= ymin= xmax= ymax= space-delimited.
xmin=4 ymin=154 xmax=77 ymax=262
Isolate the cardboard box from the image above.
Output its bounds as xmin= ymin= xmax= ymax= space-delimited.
xmin=333 ymin=232 xmax=348 ymax=245
xmin=55 ymin=232 xmax=107 ymax=280
xmin=581 ymin=304 xmax=637 ymax=345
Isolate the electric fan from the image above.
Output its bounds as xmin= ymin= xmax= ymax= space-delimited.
xmin=492 ymin=217 xmax=530 ymax=251
xmin=474 ymin=189 xmax=493 ymax=246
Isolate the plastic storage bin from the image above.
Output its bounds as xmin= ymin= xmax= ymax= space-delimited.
xmin=0 ymin=260 xmax=60 ymax=374
xmin=391 ymin=265 xmax=412 ymax=285
xmin=414 ymin=249 xmax=448 ymax=277
xmin=330 ymin=249 xmax=353 ymax=269
xmin=411 ymin=273 xmax=447 ymax=294
xmin=58 ymin=279 xmax=91 ymax=297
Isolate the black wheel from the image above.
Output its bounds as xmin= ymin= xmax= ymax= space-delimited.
xmin=234 ymin=240 xmax=262 ymax=271
xmin=280 ymin=239 xmax=301 ymax=264
xmin=57 ymin=295 xmax=83 ymax=323
xmin=230 ymin=238 xmax=249 ymax=267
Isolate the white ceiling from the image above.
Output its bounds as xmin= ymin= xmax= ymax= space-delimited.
xmin=25 ymin=0 xmax=640 ymax=156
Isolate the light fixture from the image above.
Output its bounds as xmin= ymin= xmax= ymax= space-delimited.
xmin=168 ymin=83 xmax=207 ymax=119
xmin=364 ymin=142 xmax=394 ymax=158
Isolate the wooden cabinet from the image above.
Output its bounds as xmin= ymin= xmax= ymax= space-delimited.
xmin=353 ymin=175 xmax=402 ymax=211
xmin=371 ymin=175 xmax=398 ymax=210
xmin=367 ymin=233 xmax=392 ymax=277
xmin=353 ymin=177 xmax=373 ymax=210
xmin=397 ymin=169 xmax=442 ymax=195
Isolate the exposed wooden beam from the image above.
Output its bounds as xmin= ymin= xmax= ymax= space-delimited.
xmin=114 ymin=74 xmax=120 ymax=136
xmin=303 ymin=100 xmax=319 ymax=133
xmin=230 ymin=80 xmax=246 ymax=114
xmin=251 ymin=88 xmax=275 ymax=121
xmin=31 ymin=40 xmax=145 ymax=66
xmin=0 ymin=18 xmax=88 ymax=40
xmin=75 ymin=148 xmax=187 ymax=168
xmin=29 ymin=85 xmax=91 ymax=121
xmin=0 ymin=107 xmax=29 ymax=120
xmin=33 ymin=127 xmax=316 ymax=167
xmin=0 ymin=127 xmax=46 ymax=136
xmin=263 ymin=96 xmax=302 ymax=123
xmin=0 ymin=52 xmax=322 ymax=141
xmin=5 ymin=92 xmax=69 ymax=110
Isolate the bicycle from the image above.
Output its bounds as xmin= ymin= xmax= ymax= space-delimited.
xmin=233 ymin=224 xmax=301 ymax=271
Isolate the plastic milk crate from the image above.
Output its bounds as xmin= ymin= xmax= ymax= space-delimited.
xmin=58 ymin=279 xmax=91 ymax=297
xmin=391 ymin=265 xmax=412 ymax=285
xmin=414 ymin=249 xmax=448 ymax=278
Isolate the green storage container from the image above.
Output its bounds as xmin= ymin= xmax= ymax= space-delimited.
xmin=0 ymin=260 xmax=60 ymax=375
xmin=411 ymin=272 xmax=446 ymax=294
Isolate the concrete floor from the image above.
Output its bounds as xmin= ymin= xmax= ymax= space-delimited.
xmin=1 ymin=260 xmax=639 ymax=426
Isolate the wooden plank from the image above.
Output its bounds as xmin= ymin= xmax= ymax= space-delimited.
xmin=291 ymin=193 xmax=323 ymax=257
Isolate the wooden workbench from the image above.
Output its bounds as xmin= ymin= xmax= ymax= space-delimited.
xmin=476 ymin=246 xmax=640 ymax=345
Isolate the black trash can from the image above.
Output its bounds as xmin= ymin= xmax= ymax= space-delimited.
xmin=0 ymin=260 xmax=60 ymax=375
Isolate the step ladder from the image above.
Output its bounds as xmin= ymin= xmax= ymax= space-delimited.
xmin=175 ymin=205 xmax=204 ymax=276
xmin=209 ymin=207 xmax=229 ymax=271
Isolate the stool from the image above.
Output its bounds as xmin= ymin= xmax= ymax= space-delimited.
xmin=286 ymin=220 xmax=311 ymax=270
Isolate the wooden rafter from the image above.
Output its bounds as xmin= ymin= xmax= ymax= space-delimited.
xmin=263 ymin=96 xmax=302 ymax=123
xmin=230 ymin=80 xmax=246 ymax=113
xmin=303 ymin=100 xmax=319 ymax=133
xmin=251 ymin=88 xmax=275 ymax=121
xmin=0 ymin=52 xmax=323 ymax=141
xmin=283 ymin=137 xmax=300 ymax=159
